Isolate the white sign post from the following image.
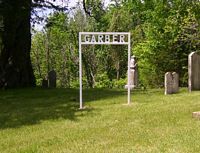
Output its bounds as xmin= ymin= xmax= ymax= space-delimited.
xmin=79 ymin=32 xmax=131 ymax=109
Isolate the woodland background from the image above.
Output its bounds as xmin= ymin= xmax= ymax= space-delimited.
xmin=1 ymin=0 xmax=200 ymax=89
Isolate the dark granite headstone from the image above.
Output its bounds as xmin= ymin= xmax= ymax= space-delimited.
xmin=188 ymin=52 xmax=200 ymax=92
xmin=42 ymin=79 xmax=48 ymax=88
xmin=48 ymin=70 xmax=56 ymax=88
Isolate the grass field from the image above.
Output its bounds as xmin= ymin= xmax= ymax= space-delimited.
xmin=0 ymin=88 xmax=200 ymax=153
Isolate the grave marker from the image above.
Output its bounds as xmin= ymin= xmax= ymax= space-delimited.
xmin=42 ymin=78 xmax=48 ymax=88
xmin=125 ymin=56 xmax=138 ymax=89
xmin=48 ymin=70 xmax=56 ymax=88
xmin=165 ymin=72 xmax=179 ymax=95
xmin=188 ymin=52 xmax=200 ymax=91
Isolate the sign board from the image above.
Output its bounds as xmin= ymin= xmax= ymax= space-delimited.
xmin=79 ymin=32 xmax=131 ymax=109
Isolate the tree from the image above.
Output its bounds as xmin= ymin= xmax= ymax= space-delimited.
xmin=0 ymin=0 xmax=35 ymax=88
xmin=133 ymin=0 xmax=200 ymax=87
xmin=31 ymin=11 xmax=80 ymax=88
xmin=0 ymin=0 xmax=68 ymax=88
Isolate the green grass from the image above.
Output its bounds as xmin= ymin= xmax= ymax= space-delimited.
xmin=0 ymin=88 xmax=200 ymax=153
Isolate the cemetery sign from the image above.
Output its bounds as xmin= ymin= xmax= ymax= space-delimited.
xmin=79 ymin=32 xmax=131 ymax=109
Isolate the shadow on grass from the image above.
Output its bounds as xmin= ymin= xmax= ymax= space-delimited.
xmin=0 ymin=88 xmax=125 ymax=129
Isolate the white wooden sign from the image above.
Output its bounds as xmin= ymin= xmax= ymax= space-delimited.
xmin=79 ymin=32 xmax=131 ymax=109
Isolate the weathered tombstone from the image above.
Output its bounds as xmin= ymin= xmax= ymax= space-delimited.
xmin=42 ymin=78 xmax=48 ymax=88
xmin=192 ymin=112 xmax=200 ymax=119
xmin=165 ymin=72 xmax=179 ymax=95
xmin=125 ymin=56 xmax=138 ymax=89
xmin=165 ymin=72 xmax=173 ymax=95
xmin=172 ymin=72 xmax=179 ymax=93
xmin=48 ymin=70 xmax=56 ymax=88
xmin=188 ymin=52 xmax=200 ymax=92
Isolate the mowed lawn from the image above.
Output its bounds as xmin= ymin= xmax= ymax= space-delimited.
xmin=0 ymin=88 xmax=200 ymax=153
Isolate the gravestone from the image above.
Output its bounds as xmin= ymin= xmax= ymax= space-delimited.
xmin=48 ymin=70 xmax=56 ymax=88
xmin=188 ymin=52 xmax=200 ymax=92
xmin=192 ymin=112 xmax=200 ymax=119
xmin=172 ymin=72 xmax=179 ymax=93
xmin=42 ymin=78 xmax=48 ymax=88
xmin=165 ymin=72 xmax=179 ymax=95
xmin=125 ymin=56 xmax=138 ymax=89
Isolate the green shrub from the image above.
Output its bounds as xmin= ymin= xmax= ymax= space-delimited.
xmin=95 ymin=73 xmax=113 ymax=88
xmin=112 ymin=78 xmax=127 ymax=89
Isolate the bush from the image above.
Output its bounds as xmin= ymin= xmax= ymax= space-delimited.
xmin=112 ymin=78 xmax=127 ymax=89
xmin=95 ymin=73 xmax=113 ymax=88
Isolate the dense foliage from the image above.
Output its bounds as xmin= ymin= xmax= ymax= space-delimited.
xmin=31 ymin=0 xmax=200 ymax=88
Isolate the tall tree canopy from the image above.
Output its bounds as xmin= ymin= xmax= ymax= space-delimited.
xmin=31 ymin=0 xmax=200 ymax=88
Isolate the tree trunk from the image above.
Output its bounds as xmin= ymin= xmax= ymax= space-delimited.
xmin=32 ymin=47 xmax=42 ymax=78
xmin=116 ymin=60 xmax=120 ymax=80
xmin=0 ymin=0 xmax=35 ymax=88
xmin=82 ymin=55 xmax=93 ymax=88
